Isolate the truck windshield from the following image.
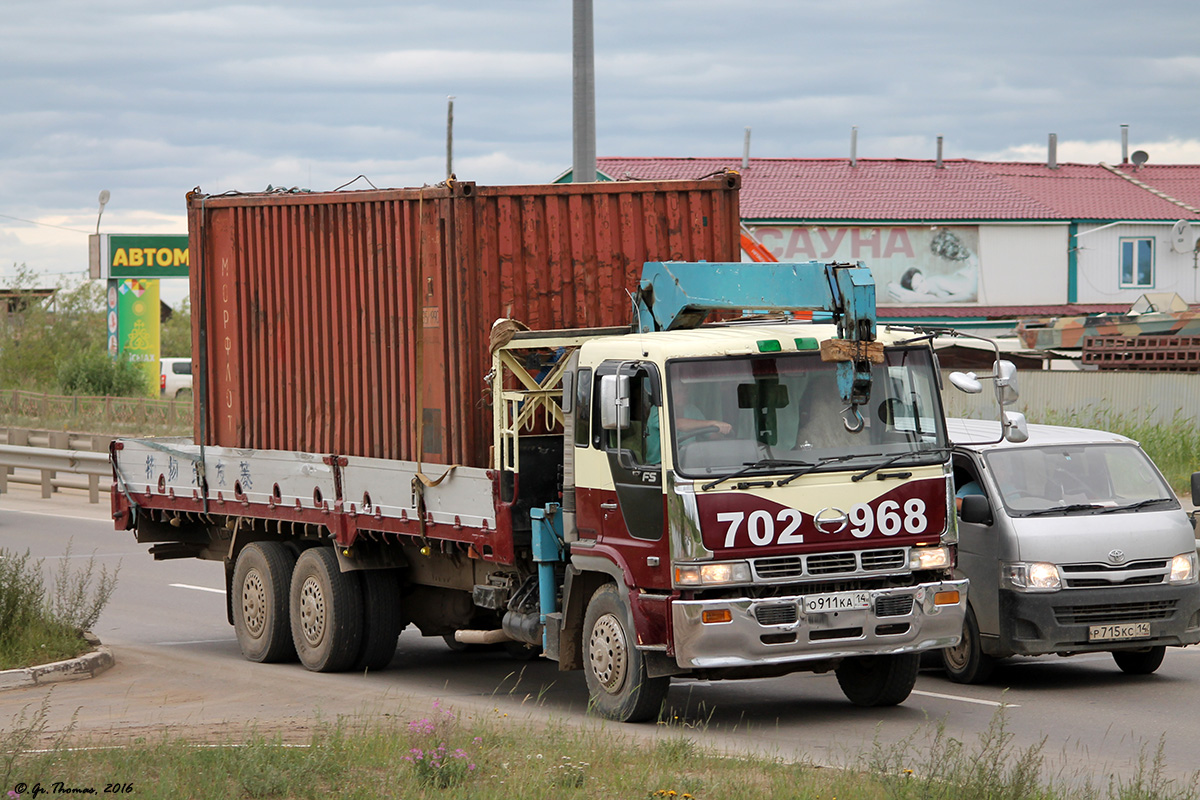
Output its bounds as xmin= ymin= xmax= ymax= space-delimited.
xmin=982 ymin=443 xmax=1177 ymax=516
xmin=668 ymin=347 xmax=947 ymax=478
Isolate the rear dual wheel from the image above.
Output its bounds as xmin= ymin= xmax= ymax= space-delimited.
xmin=232 ymin=542 xmax=297 ymax=663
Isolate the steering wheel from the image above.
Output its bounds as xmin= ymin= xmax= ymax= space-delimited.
xmin=677 ymin=425 xmax=721 ymax=443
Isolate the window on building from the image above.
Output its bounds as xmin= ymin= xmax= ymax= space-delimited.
xmin=1119 ymin=237 xmax=1154 ymax=288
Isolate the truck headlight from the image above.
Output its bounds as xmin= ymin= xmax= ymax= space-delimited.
xmin=675 ymin=561 xmax=751 ymax=587
xmin=1169 ymin=552 xmax=1198 ymax=585
xmin=909 ymin=546 xmax=951 ymax=571
xmin=1002 ymin=561 xmax=1061 ymax=592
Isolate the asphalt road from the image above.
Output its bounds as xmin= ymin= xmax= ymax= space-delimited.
xmin=2 ymin=484 xmax=1198 ymax=791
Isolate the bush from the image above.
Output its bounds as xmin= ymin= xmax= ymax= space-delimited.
xmin=57 ymin=349 xmax=150 ymax=397
xmin=0 ymin=543 xmax=119 ymax=670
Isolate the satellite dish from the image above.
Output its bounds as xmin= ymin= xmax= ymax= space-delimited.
xmin=1131 ymin=150 xmax=1149 ymax=167
xmin=1171 ymin=220 xmax=1196 ymax=254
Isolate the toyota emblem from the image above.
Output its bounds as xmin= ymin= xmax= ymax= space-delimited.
xmin=1107 ymin=549 xmax=1126 ymax=564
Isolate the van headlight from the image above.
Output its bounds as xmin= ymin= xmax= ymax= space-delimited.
xmin=1169 ymin=552 xmax=1198 ymax=585
xmin=675 ymin=561 xmax=751 ymax=587
xmin=1002 ymin=561 xmax=1061 ymax=592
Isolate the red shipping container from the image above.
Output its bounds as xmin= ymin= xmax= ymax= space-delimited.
xmin=188 ymin=176 xmax=741 ymax=468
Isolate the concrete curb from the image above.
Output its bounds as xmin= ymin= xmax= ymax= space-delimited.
xmin=0 ymin=633 xmax=115 ymax=692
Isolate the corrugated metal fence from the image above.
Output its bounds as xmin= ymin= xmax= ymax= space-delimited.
xmin=941 ymin=370 xmax=1200 ymax=427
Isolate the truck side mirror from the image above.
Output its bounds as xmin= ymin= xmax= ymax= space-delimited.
xmin=598 ymin=374 xmax=630 ymax=430
xmin=1002 ymin=411 xmax=1029 ymax=443
xmin=994 ymin=360 xmax=1020 ymax=405
xmin=949 ymin=371 xmax=982 ymax=394
xmin=960 ymin=493 xmax=992 ymax=525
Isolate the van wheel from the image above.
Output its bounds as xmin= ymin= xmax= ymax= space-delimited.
xmin=1112 ymin=645 xmax=1165 ymax=675
xmin=355 ymin=570 xmax=403 ymax=671
xmin=232 ymin=542 xmax=297 ymax=663
xmin=290 ymin=547 xmax=363 ymax=672
xmin=835 ymin=653 xmax=919 ymax=706
xmin=941 ymin=606 xmax=995 ymax=684
xmin=583 ymin=584 xmax=670 ymax=722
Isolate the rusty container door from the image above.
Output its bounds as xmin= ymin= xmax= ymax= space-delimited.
xmin=189 ymin=176 xmax=740 ymax=468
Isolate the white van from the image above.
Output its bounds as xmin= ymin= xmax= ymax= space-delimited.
xmin=942 ymin=418 xmax=1200 ymax=682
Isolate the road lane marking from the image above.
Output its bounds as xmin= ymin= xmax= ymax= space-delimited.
xmin=170 ymin=583 xmax=226 ymax=595
xmin=911 ymin=689 xmax=1019 ymax=708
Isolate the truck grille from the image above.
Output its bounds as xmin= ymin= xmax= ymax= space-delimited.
xmin=755 ymin=603 xmax=799 ymax=625
xmin=752 ymin=548 xmax=907 ymax=581
xmin=1054 ymin=600 xmax=1178 ymax=625
xmin=1059 ymin=560 xmax=1168 ymax=589
xmin=875 ymin=595 xmax=915 ymax=617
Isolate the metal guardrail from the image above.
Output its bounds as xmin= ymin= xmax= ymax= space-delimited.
xmin=0 ymin=436 xmax=113 ymax=505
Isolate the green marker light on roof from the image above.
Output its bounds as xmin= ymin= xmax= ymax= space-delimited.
xmin=757 ymin=339 xmax=782 ymax=353
xmin=794 ymin=337 xmax=819 ymax=350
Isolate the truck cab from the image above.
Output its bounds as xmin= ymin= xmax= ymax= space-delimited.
xmin=496 ymin=304 xmax=970 ymax=719
xmin=943 ymin=418 xmax=1200 ymax=683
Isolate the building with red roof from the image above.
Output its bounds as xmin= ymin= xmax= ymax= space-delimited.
xmin=560 ymin=157 xmax=1200 ymax=331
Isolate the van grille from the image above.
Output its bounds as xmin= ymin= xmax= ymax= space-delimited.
xmin=1054 ymin=600 xmax=1177 ymax=625
xmin=1059 ymin=560 xmax=1168 ymax=589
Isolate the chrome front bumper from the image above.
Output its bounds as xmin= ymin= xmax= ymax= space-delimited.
xmin=670 ymin=579 xmax=969 ymax=669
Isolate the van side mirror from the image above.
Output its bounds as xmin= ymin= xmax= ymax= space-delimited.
xmin=960 ymin=493 xmax=992 ymax=525
xmin=1191 ymin=472 xmax=1200 ymax=507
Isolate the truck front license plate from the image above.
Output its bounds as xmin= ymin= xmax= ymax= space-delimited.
xmin=1088 ymin=622 xmax=1151 ymax=642
xmin=803 ymin=591 xmax=871 ymax=614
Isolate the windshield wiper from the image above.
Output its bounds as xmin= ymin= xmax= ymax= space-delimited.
xmin=776 ymin=453 xmax=866 ymax=487
xmin=851 ymin=448 xmax=947 ymax=483
xmin=1020 ymin=503 xmax=1106 ymax=517
xmin=701 ymin=459 xmax=813 ymax=492
xmin=1096 ymin=497 xmax=1177 ymax=514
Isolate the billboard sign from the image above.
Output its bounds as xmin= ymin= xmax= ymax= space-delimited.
xmin=754 ymin=225 xmax=981 ymax=304
xmin=97 ymin=234 xmax=190 ymax=279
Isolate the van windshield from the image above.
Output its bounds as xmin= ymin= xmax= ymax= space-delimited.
xmin=981 ymin=443 xmax=1177 ymax=516
xmin=668 ymin=346 xmax=948 ymax=478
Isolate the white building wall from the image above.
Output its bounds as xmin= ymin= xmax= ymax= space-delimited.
xmin=977 ymin=224 xmax=1069 ymax=305
xmin=1074 ymin=222 xmax=1200 ymax=305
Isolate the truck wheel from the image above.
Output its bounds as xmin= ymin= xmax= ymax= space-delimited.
xmin=1112 ymin=645 xmax=1165 ymax=675
xmin=835 ymin=653 xmax=920 ymax=707
xmin=232 ymin=542 xmax=297 ymax=663
xmin=290 ymin=547 xmax=364 ymax=672
xmin=941 ymin=606 xmax=995 ymax=684
xmin=355 ymin=570 xmax=403 ymax=672
xmin=582 ymin=584 xmax=670 ymax=722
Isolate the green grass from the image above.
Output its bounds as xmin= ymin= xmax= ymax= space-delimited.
xmin=0 ymin=544 xmax=118 ymax=671
xmin=1034 ymin=408 xmax=1200 ymax=496
xmin=1 ymin=701 xmax=1196 ymax=800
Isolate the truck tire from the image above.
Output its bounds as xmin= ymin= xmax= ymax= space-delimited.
xmin=355 ymin=569 xmax=403 ymax=672
xmin=582 ymin=584 xmax=670 ymax=722
xmin=1112 ymin=645 xmax=1165 ymax=675
xmin=232 ymin=542 xmax=297 ymax=663
xmin=941 ymin=606 xmax=996 ymax=684
xmin=290 ymin=547 xmax=364 ymax=672
xmin=835 ymin=653 xmax=920 ymax=707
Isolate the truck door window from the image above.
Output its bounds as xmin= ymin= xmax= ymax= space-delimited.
xmin=575 ymin=367 xmax=592 ymax=447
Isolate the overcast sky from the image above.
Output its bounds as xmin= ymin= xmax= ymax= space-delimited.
xmin=3 ymin=0 xmax=1199 ymax=306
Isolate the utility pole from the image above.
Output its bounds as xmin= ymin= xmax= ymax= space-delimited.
xmin=572 ymin=0 xmax=596 ymax=182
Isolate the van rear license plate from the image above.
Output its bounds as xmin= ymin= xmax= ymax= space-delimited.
xmin=1088 ymin=622 xmax=1151 ymax=642
xmin=803 ymin=591 xmax=871 ymax=614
